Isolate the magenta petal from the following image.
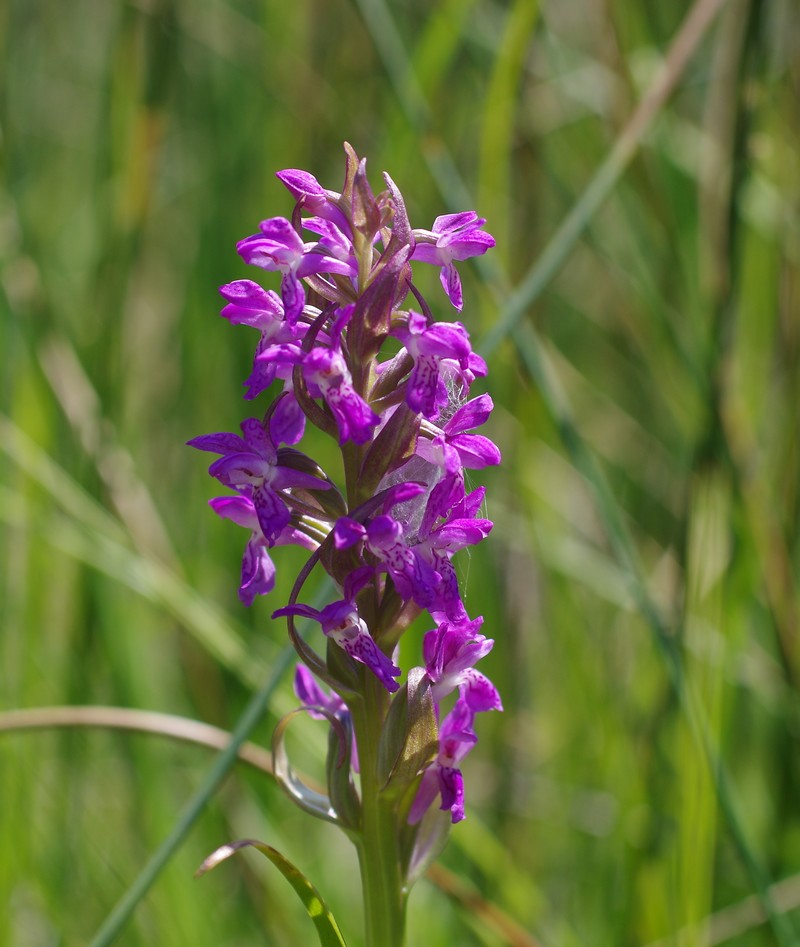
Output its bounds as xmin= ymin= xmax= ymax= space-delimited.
xmin=408 ymin=553 xmax=441 ymax=608
xmin=243 ymin=360 xmax=277 ymax=400
xmin=276 ymin=169 xmax=328 ymax=201
xmin=220 ymin=278 xmax=282 ymax=309
xmin=460 ymin=669 xmax=503 ymax=713
xmin=443 ymin=230 xmax=496 ymax=260
xmin=294 ymin=665 xmax=330 ymax=708
xmin=457 ymin=486 xmax=487 ymax=520
xmin=424 ymin=473 xmax=466 ymax=526
xmin=240 ymin=537 xmax=276 ymax=605
xmin=420 ymin=321 xmax=471 ymax=359
xmin=438 ymin=766 xmax=466 ymax=823
xmin=415 ymin=435 xmax=461 ymax=476
xmin=450 ymin=433 xmax=501 ymax=469
xmin=269 ymin=391 xmax=306 ymax=446
xmin=324 ymin=385 xmax=380 ymax=444
xmin=406 ymin=354 xmax=440 ymax=418
xmin=240 ymin=417 xmax=274 ymax=455
xmin=446 ymin=394 xmax=494 ymax=434
xmin=252 ymin=482 xmax=291 ymax=542
xmin=257 ymin=342 xmax=304 ymax=368
xmin=383 ymin=481 xmax=427 ymax=510
xmin=467 ymin=352 xmax=488 ymax=377
xmin=294 ymin=665 xmax=345 ymax=718
xmin=303 ymin=218 xmax=352 ymax=259
xmin=440 ymin=700 xmax=478 ymax=755
xmin=424 ymin=618 xmax=499 ymax=705
xmin=257 ymin=216 xmax=306 ymax=251
xmin=237 ymin=233 xmax=298 ymax=269
xmin=333 ymin=517 xmax=365 ymax=549
xmin=440 ymin=263 xmax=463 ymax=311
xmin=406 ymin=310 xmax=428 ymax=335
xmin=434 ymin=558 xmax=467 ymax=622
xmin=409 ymin=244 xmax=441 ymax=265
xmin=207 ymin=451 xmax=263 ymax=486
xmin=209 ymin=495 xmax=258 ymax=529
xmin=275 ymin=171 xmax=348 ymax=230
xmin=432 ymin=211 xmax=481 ymax=233
xmin=300 ymin=348 xmax=380 ymax=444
xmin=365 ymin=515 xmax=404 ymax=549
xmin=435 ymin=518 xmax=493 ymax=548
xmin=271 ymin=465 xmax=329 ymax=494
xmin=295 ymin=251 xmax=354 ymax=279
xmin=340 ymin=632 xmax=401 ymax=692
xmin=187 ymin=432 xmax=246 ymax=454
xmin=281 ymin=271 xmax=305 ymax=324
xmin=408 ymin=767 xmax=440 ymax=825
xmin=273 ymin=603 xmax=323 ymax=622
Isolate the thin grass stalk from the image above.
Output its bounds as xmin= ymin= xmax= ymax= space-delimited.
xmin=480 ymin=0 xmax=732 ymax=357
xmin=509 ymin=319 xmax=798 ymax=945
xmin=85 ymin=632 xmax=306 ymax=947
xmin=476 ymin=0 xmax=541 ymax=261
xmin=0 ymin=706 xmax=274 ymax=776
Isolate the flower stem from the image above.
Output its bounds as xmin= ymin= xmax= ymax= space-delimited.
xmin=351 ymin=677 xmax=408 ymax=947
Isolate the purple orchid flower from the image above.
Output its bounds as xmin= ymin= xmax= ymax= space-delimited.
xmin=187 ymin=417 xmax=328 ymax=543
xmin=237 ymin=217 xmax=355 ymax=323
xmin=411 ymin=212 xmax=495 ymax=310
xmin=408 ymin=697 xmax=477 ymax=824
xmin=392 ymin=312 xmax=474 ymax=420
xmin=302 ymin=347 xmax=381 ymax=444
xmin=276 ymin=169 xmax=340 ymax=208
xmin=191 ymin=148 xmax=500 ymax=838
xmin=294 ymin=665 xmax=359 ymax=771
xmin=422 ymin=618 xmax=503 ymax=712
xmin=294 ymin=664 xmax=359 ymax=773
xmin=415 ymin=485 xmax=494 ymax=622
xmin=334 ymin=513 xmax=440 ymax=609
xmin=266 ymin=385 xmax=307 ymax=446
xmin=217 ymin=280 xmax=306 ymax=406
xmin=273 ymin=597 xmax=401 ymax=693
xmin=219 ymin=279 xmax=288 ymax=332
xmin=302 ymin=217 xmax=356 ymax=268
xmin=258 ymin=328 xmax=380 ymax=445
xmin=294 ymin=663 xmax=347 ymax=717
xmin=416 ymin=393 xmax=502 ymax=476
xmin=209 ymin=494 xmax=316 ymax=606
xmin=275 ymin=169 xmax=350 ymax=234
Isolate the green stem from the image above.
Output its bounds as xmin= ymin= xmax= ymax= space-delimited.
xmin=86 ymin=644 xmax=299 ymax=947
xmin=351 ymin=677 xmax=407 ymax=947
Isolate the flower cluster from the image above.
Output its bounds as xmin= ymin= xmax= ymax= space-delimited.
xmin=190 ymin=145 xmax=501 ymax=837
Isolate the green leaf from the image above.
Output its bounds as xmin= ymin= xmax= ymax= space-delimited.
xmin=325 ymin=706 xmax=362 ymax=831
xmin=376 ymin=667 xmax=438 ymax=793
xmin=272 ymin=709 xmax=339 ymax=824
xmin=196 ymin=839 xmax=349 ymax=947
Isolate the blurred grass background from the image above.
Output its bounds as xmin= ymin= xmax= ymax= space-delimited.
xmin=1 ymin=0 xmax=799 ymax=944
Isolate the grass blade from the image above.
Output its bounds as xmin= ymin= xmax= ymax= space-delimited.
xmin=196 ymin=839 xmax=349 ymax=947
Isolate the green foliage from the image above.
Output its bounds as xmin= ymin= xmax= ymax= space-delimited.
xmin=197 ymin=839 xmax=349 ymax=947
xmin=2 ymin=0 xmax=800 ymax=945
